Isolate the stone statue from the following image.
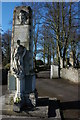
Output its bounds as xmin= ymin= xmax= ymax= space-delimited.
xmin=13 ymin=40 xmax=26 ymax=79
xmin=8 ymin=6 xmax=37 ymax=111
xmin=18 ymin=10 xmax=29 ymax=25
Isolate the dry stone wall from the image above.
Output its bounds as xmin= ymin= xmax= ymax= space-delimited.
xmin=61 ymin=68 xmax=80 ymax=83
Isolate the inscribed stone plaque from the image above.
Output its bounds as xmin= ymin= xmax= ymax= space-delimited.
xmin=14 ymin=25 xmax=29 ymax=50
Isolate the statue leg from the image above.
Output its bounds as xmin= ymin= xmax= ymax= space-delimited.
xmin=14 ymin=77 xmax=20 ymax=102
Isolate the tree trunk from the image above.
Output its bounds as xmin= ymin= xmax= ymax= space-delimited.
xmin=53 ymin=49 xmax=54 ymax=63
xmin=73 ymin=50 xmax=76 ymax=68
xmin=34 ymin=43 xmax=37 ymax=68
xmin=47 ymin=46 xmax=49 ymax=65
xmin=43 ymin=43 xmax=46 ymax=65
xmin=63 ymin=47 xmax=66 ymax=68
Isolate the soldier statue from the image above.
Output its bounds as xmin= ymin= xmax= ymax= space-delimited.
xmin=13 ymin=40 xmax=26 ymax=79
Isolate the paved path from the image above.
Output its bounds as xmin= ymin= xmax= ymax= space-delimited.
xmin=36 ymin=71 xmax=79 ymax=102
xmin=36 ymin=71 xmax=80 ymax=119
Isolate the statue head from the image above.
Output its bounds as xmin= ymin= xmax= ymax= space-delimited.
xmin=19 ymin=10 xmax=29 ymax=24
xmin=17 ymin=40 xmax=20 ymax=46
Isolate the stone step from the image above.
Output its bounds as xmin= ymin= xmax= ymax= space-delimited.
xmin=2 ymin=115 xmax=61 ymax=120
xmin=1 ymin=95 xmax=61 ymax=119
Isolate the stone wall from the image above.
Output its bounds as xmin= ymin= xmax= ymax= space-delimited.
xmin=60 ymin=68 xmax=80 ymax=83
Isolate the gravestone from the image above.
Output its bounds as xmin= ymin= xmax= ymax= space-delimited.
xmin=50 ymin=65 xmax=59 ymax=79
xmin=8 ymin=6 xmax=37 ymax=111
xmin=69 ymin=51 xmax=73 ymax=67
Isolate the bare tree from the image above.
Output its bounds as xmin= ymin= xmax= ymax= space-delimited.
xmin=2 ymin=30 xmax=11 ymax=67
xmin=21 ymin=2 xmax=80 ymax=70
xmin=21 ymin=2 xmax=43 ymax=68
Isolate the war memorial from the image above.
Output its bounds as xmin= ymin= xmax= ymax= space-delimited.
xmin=8 ymin=6 xmax=37 ymax=111
xmin=2 ymin=6 xmax=61 ymax=119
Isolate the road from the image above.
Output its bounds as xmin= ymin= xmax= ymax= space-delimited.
xmin=36 ymin=70 xmax=80 ymax=119
xmin=36 ymin=71 xmax=79 ymax=102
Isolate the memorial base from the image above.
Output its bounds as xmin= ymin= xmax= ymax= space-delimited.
xmin=13 ymin=90 xmax=37 ymax=112
xmin=3 ymin=96 xmax=61 ymax=119
xmin=13 ymin=103 xmax=21 ymax=112
xmin=5 ymin=91 xmax=37 ymax=112
xmin=8 ymin=72 xmax=37 ymax=109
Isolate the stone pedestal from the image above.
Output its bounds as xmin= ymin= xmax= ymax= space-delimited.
xmin=3 ymin=96 xmax=61 ymax=119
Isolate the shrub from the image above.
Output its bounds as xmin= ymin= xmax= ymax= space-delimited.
xmin=4 ymin=63 xmax=10 ymax=70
